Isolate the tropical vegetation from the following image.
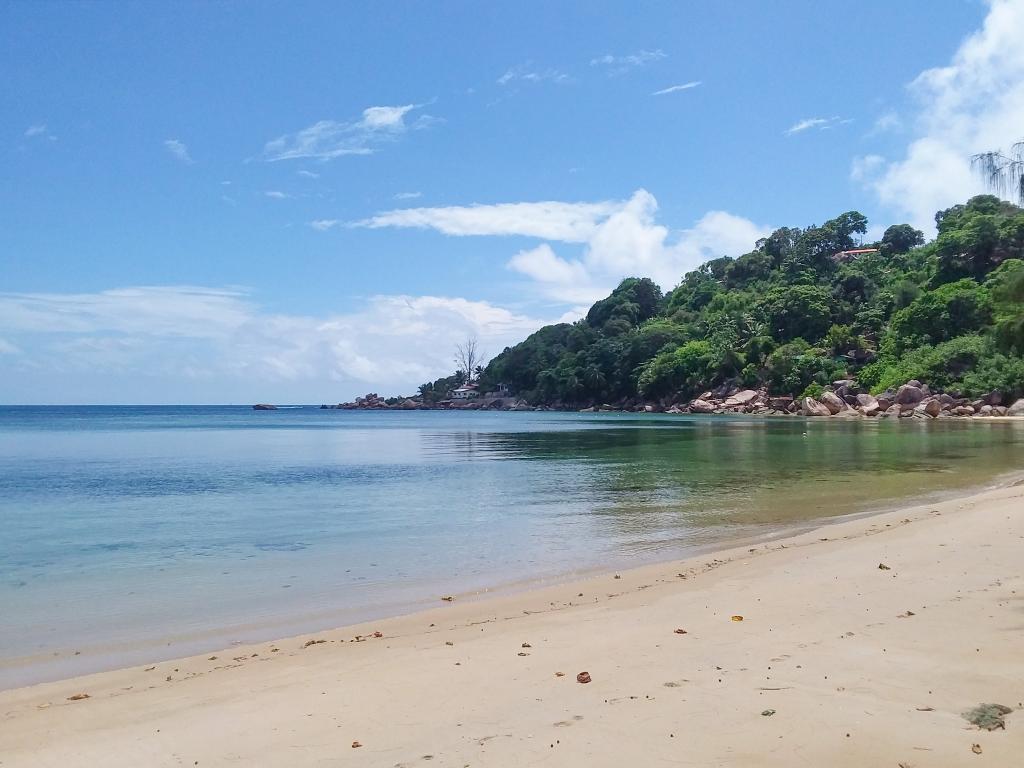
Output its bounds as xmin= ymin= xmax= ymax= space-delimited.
xmin=478 ymin=195 xmax=1024 ymax=406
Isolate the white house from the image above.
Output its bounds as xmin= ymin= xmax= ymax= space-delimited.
xmin=451 ymin=383 xmax=479 ymax=400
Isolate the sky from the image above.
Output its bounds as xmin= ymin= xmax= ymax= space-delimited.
xmin=2 ymin=0 xmax=1023 ymax=403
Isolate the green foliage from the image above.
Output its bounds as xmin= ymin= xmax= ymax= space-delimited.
xmin=638 ymin=340 xmax=715 ymax=399
xmin=888 ymin=279 xmax=993 ymax=353
xmin=800 ymin=382 xmax=826 ymax=400
xmin=759 ymin=284 xmax=833 ymax=342
xmin=762 ymin=339 xmax=844 ymax=397
xmin=480 ymin=196 xmax=1024 ymax=405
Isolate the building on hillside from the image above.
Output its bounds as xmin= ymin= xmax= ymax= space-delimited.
xmin=451 ymin=383 xmax=479 ymax=400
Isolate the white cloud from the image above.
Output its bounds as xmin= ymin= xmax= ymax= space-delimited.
xmin=590 ymin=49 xmax=666 ymax=75
xmin=785 ymin=116 xmax=849 ymax=135
xmin=309 ymin=219 xmax=340 ymax=231
xmin=394 ymin=191 xmax=422 ymax=200
xmin=262 ymin=104 xmax=434 ymax=162
xmin=357 ymin=190 xmax=769 ymax=304
xmin=163 ymin=138 xmax=193 ymax=164
xmin=0 ymin=287 xmax=554 ymax=402
xmin=862 ymin=0 xmax=1024 ymax=232
xmin=497 ymin=63 xmax=570 ymax=86
xmin=24 ymin=124 xmax=50 ymax=138
xmin=652 ymin=81 xmax=702 ymax=96
xmin=0 ymin=338 xmax=21 ymax=355
xmin=354 ymin=199 xmax=621 ymax=242
xmin=850 ymin=154 xmax=885 ymax=182
xmin=297 ymin=170 xmax=320 ymax=179
xmin=264 ymin=190 xmax=289 ymax=199
xmin=870 ymin=111 xmax=902 ymax=135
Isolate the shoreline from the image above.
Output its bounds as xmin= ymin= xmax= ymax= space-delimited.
xmin=3 ymin=476 xmax=1023 ymax=766
xmin=5 ymin=468 xmax=1020 ymax=692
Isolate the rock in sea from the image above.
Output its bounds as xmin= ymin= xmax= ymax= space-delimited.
xmin=252 ymin=403 xmax=278 ymax=410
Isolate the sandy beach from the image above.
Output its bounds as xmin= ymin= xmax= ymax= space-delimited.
xmin=2 ymin=479 xmax=1022 ymax=767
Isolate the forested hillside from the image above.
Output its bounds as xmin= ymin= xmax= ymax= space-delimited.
xmin=479 ymin=195 xmax=1024 ymax=407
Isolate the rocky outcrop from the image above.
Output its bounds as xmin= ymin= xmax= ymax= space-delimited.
xmin=689 ymin=399 xmax=716 ymax=414
xmin=895 ymin=384 xmax=926 ymax=406
xmin=252 ymin=403 xmax=277 ymax=410
xmin=1008 ymin=398 xmax=1024 ymax=416
xmin=818 ymin=391 xmax=847 ymax=414
xmin=802 ymin=397 xmax=832 ymax=417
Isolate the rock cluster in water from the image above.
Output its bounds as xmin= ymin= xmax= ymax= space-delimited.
xmin=320 ymin=393 xmax=536 ymax=411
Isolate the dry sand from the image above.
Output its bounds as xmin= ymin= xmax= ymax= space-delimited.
xmin=2 ymin=479 xmax=1022 ymax=767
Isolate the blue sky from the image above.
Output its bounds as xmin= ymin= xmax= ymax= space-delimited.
xmin=2 ymin=0 xmax=1022 ymax=403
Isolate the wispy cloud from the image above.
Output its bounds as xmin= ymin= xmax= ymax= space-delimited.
xmin=0 ymin=338 xmax=21 ymax=355
xmin=497 ymin=63 xmax=571 ymax=86
xmin=24 ymin=123 xmax=55 ymax=140
xmin=163 ymin=138 xmax=194 ymax=163
xmin=394 ymin=191 xmax=422 ymax=200
xmin=264 ymin=190 xmax=289 ymax=199
xmin=870 ymin=111 xmax=902 ymax=135
xmin=590 ymin=49 xmax=666 ymax=75
xmin=354 ymin=200 xmax=622 ymax=242
xmin=297 ymin=170 xmax=320 ymax=179
xmin=785 ymin=116 xmax=850 ymax=135
xmin=651 ymin=81 xmax=702 ymax=96
xmin=262 ymin=104 xmax=435 ymax=162
xmin=309 ymin=219 xmax=340 ymax=231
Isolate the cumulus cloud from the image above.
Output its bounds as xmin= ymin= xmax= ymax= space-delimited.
xmin=0 ymin=287 xmax=555 ymax=402
xmin=163 ymin=139 xmax=193 ymax=163
xmin=356 ymin=190 xmax=769 ymax=304
xmin=651 ymin=81 xmax=701 ymax=96
xmin=262 ymin=104 xmax=434 ymax=162
xmin=861 ymin=0 xmax=1024 ymax=232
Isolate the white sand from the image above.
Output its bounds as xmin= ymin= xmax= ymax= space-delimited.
xmin=2 ymin=480 xmax=1022 ymax=767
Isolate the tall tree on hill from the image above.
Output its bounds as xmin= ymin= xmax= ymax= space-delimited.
xmin=973 ymin=140 xmax=1024 ymax=205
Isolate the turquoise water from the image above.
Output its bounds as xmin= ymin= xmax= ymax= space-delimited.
xmin=2 ymin=406 xmax=1022 ymax=688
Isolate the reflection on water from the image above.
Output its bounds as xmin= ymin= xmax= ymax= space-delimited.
xmin=0 ymin=406 xmax=1021 ymax=687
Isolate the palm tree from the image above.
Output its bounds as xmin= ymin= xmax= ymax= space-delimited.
xmin=972 ymin=141 xmax=1024 ymax=205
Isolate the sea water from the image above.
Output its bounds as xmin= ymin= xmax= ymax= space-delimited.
xmin=1 ymin=405 xmax=1022 ymax=688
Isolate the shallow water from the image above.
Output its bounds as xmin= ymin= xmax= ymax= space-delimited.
xmin=1 ymin=406 xmax=1022 ymax=688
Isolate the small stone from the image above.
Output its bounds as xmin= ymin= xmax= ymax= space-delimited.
xmin=674 ymin=628 xmax=688 ymax=635
xmin=577 ymin=671 xmax=592 ymax=684
xmin=351 ymin=741 xmax=362 ymax=749
xmin=761 ymin=709 xmax=776 ymax=716
xmin=66 ymin=693 xmax=90 ymax=701
xmin=441 ymin=595 xmax=455 ymax=602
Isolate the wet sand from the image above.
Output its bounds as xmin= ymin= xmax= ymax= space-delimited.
xmin=1 ymin=479 xmax=1022 ymax=767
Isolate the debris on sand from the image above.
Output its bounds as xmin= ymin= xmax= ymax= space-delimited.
xmin=761 ymin=709 xmax=775 ymax=716
xmin=555 ymin=672 xmax=565 ymax=677
xmin=674 ymin=628 xmax=688 ymax=635
xmin=576 ymin=671 xmax=592 ymax=684
xmin=972 ymin=743 xmax=983 ymax=754
xmin=351 ymin=741 xmax=362 ymax=748
xmin=963 ymin=703 xmax=1013 ymax=731
xmin=66 ymin=693 xmax=90 ymax=701
xmin=441 ymin=596 xmax=455 ymax=602
xmin=731 ymin=615 xmax=744 ymax=622
xmin=878 ymin=563 xmax=891 ymax=570
xmin=302 ymin=639 xmax=326 ymax=648
xmin=522 ymin=642 xmax=532 ymax=648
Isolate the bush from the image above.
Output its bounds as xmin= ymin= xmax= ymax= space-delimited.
xmin=888 ymin=279 xmax=992 ymax=353
xmin=637 ymin=340 xmax=715 ymax=399
xmin=800 ymin=382 xmax=826 ymax=400
xmin=865 ymin=335 xmax=990 ymax=395
xmin=763 ymin=339 xmax=845 ymax=396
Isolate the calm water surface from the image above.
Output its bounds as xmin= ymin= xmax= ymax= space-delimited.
xmin=2 ymin=406 xmax=1022 ymax=687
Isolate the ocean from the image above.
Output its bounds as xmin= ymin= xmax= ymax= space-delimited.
xmin=1 ymin=405 xmax=1021 ymax=688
